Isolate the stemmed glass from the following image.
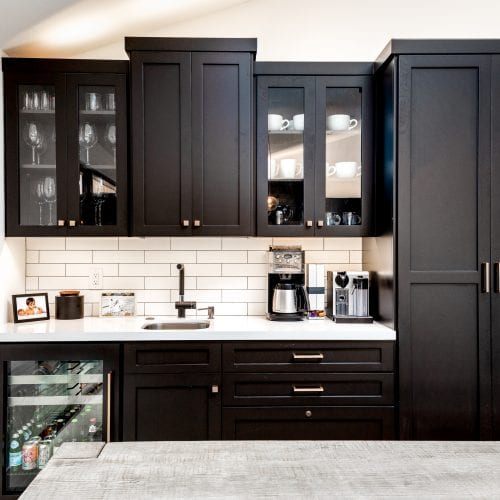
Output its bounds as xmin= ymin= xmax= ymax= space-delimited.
xmin=34 ymin=179 xmax=46 ymax=225
xmin=104 ymin=124 xmax=116 ymax=164
xmin=94 ymin=177 xmax=106 ymax=226
xmin=43 ymin=176 xmax=57 ymax=226
xmin=78 ymin=123 xmax=98 ymax=165
xmin=23 ymin=122 xmax=45 ymax=164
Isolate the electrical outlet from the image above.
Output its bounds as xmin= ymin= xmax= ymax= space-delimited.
xmin=89 ymin=268 xmax=103 ymax=289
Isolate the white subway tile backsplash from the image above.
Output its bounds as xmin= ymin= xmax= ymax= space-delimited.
xmin=26 ymin=238 xmax=66 ymax=250
xmin=197 ymin=251 xmax=247 ymax=264
xmin=94 ymin=251 xmax=145 ymax=264
xmin=145 ymin=251 xmax=197 ymax=264
xmin=171 ymin=237 xmax=221 ymax=250
xmin=40 ymin=251 xmax=92 ymax=264
xmin=197 ymin=276 xmax=247 ymax=290
xmin=26 ymin=251 xmax=39 ymax=264
xmin=222 ymin=237 xmax=272 ymax=250
xmin=27 ymin=263 xmax=66 ymax=277
xmin=222 ymin=263 xmax=267 ymax=276
xmin=25 ymin=236 xmax=362 ymax=317
xmin=66 ymin=237 xmax=118 ymax=250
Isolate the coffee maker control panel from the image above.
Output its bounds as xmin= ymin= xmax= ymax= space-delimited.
xmin=270 ymin=250 xmax=304 ymax=274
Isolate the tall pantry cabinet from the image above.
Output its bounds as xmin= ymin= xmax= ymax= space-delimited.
xmin=374 ymin=40 xmax=500 ymax=440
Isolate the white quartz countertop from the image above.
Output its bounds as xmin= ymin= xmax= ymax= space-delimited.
xmin=0 ymin=315 xmax=395 ymax=342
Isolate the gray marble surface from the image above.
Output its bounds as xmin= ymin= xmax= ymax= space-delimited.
xmin=19 ymin=440 xmax=500 ymax=499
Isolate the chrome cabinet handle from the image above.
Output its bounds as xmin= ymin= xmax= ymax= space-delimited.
xmin=211 ymin=384 xmax=219 ymax=394
xmin=106 ymin=371 xmax=113 ymax=442
xmin=495 ymin=262 xmax=500 ymax=294
xmin=317 ymin=220 xmax=324 ymax=227
xmin=57 ymin=219 xmax=65 ymax=227
xmin=481 ymin=262 xmax=490 ymax=293
xmin=305 ymin=410 xmax=312 ymax=418
xmin=193 ymin=220 xmax=201 ymax=227
xmin=68 ymin=220 xmax=77 ymax=227
xmin=182 ymin=220 xmax=190 ymax=227
xmin=306 ymin=220 xmax=313 ymax=227
xmin=292 ymin=353 xmax=324 ymax=360
xmin=293 ymin=385 xmax=324 ymax=393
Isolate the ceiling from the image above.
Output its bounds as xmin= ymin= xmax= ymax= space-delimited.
xmin=0 ymin=0 xmax=251 ymax=57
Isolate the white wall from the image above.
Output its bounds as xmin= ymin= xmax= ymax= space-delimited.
xmin=0 ymin=50 xmax=26 ymax=323
xmin=77 ymin=0 xmax=500 ymax=60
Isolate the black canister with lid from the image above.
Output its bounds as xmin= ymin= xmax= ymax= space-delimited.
xmin=55 ymin=291 xmax=84 ymax=320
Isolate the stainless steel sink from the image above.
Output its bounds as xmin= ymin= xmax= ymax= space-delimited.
xmin=141 ymin=320 xmax=210 ymax=330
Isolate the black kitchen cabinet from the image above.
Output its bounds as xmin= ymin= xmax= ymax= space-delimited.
xmin=255 ymin=63 xmax=374 ymax=236
xmin=122 ymin=342 xmax=222 ymax=441
xmin=127 ymin=38 xmax=255 ymax=236
xmin=0 ymin=343 xmax=120 ymax=498
xmin=2 ymin=59 xmax=128 ymax=236
xmin=372 ymin=40 xmax=500 ymax=440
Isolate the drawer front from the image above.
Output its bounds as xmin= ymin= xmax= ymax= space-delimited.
xmin=124 ymin=342 xmax=221 ymax=373
xmin=223 ymin=372 xmax=394 ymax=406
xmin=223 ymin=342 xmax=394 ymax=373
xmin=222 ymin=406 xmax=395 ymax=440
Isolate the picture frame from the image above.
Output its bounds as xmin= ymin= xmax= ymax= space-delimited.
xmin=12 ymin=293 xmax=50 ymax=323
xmin=100 ymin=292 xmax=135 ymax=317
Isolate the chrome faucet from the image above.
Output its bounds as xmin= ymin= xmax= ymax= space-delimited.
xmin=174 ymin=264 xmax=196 ymax=318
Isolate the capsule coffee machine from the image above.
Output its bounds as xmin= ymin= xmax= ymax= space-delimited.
xmin=267 ymin=247 xmax=309 ymax=321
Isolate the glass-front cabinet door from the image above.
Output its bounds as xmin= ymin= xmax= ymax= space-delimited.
xmin=0 ymin=344 xmax=119 ymax=497
xmin=3 ymin=61 xmax=128 ymax=236
xmin=314 ymin=76 xmax=373 ymax=236
xmin=257 ymin=76 xmax=316 ymax=236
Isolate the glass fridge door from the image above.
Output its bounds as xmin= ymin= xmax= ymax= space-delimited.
xmin=5 ymin=359 xmax=104 ymax=493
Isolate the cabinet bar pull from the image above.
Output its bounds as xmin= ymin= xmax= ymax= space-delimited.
xmin=292 ymin=353 xmax=324 ymax=360
xmin=293 ymin=385 xmax=324 ymax=393
xmin=495 ymin=263 xmax=500 ymax=293
xmin=106 ymin=371 xmax=112 ymax=442
xmin=481 ymin=262 xmax=490 ymax=293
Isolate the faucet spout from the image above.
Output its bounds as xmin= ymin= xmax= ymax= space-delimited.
xmin=175 ymin=264 xmax=196 ymax=318
xmin=176 ymin=263 xmax=185 ymax=300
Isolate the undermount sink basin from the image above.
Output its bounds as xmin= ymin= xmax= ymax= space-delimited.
xmin=141 ymin=320 xmax=210 ymax=330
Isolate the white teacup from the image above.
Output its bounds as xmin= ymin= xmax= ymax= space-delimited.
xmin=268 ymin=114 xmax=290 ymax=131
xmin=280 ymin=158 xmax=303 ymax=179
xmin=327 ymin=161 xmax=361 ymax=178
xmin=293 ymin=114 xmax=304 ymax=131
xmin=327 ymin=114 xmax=358 ymax=131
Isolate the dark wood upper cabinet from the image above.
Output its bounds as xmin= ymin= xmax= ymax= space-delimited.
xmin=127 ymin=38 xmax=255 ymax=236
xmin=255 ymin=63 xmax=374 ymax=237
xmin=2 ymin=59 xmax=128 ymax=236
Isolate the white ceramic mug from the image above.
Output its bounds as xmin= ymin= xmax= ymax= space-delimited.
xmin=268 ymin=114 xmax=290 ymax=131
xmin=293 ymin=114 xmax=304 ymax=131
xmin=280 ymin=158 xmax=303 ymax=179
xmin=327 ymin=114 xmax=358 ymax=131
xmin=327 ymin=161 xmax=361 ymax=178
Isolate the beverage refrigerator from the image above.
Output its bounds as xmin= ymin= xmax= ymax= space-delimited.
xmin=0 ymin=343 xmax=120 ymax=498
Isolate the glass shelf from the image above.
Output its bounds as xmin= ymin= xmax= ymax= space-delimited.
xmin=20 ymin=110 xmax=55 ymax=115
xmin=80 ymin=110 xmax=116 ymax=116
xmin=268 ymin=130 xmax=303 ymax=135
xmin=21 ymin=164 xmax=56 ymax=169
xmin=9 ymin=395 xmax=103 ymax=407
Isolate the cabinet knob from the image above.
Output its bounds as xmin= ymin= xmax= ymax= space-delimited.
xmin=182 ymin=220 xmax=190 ymax=227
xmin=306 ymin=220 xmax=313 ymax=227
xmin=57 ymin=219 xmax=66 ymax=227
xmin=305 ymin=410 xmax=312 ymax=418
xmin=193 ymin=220 xmax=201 ymax=227
xmin=68 ymin=220 xmax=77 ymax=227
xmin=211 ymin=384 xmax=219 ymax=394
xmin=317 ymin=220 xmax=324 ymax=227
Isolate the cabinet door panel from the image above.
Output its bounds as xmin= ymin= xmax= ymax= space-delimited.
xmin=123 ymin=374 xmax=221 ymax=441
xmin=191 ymin=52 xmax=252 ymax=235
xmin=397 ymin=55 xmax=492 ymax=439
xmin=222 ymin=407 xmax=395 ymax=440
xmin=130 ymin=52 xmax=192 ymax=235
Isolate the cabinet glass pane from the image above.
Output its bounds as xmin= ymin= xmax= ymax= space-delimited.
xmin=267 ymin=88 xmax=304 ymax=226
xmin=78 ymin=85 xmax=117 ymax=226
xmin=324 ymin=88 xmax=362 ymax=227
xmin=5 ymin=359 xmax=104 ymax=493
xmin=18 ymin=85 xmax=57 ymax=226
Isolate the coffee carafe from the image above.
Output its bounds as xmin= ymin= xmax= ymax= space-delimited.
xmin=272 ymin=282 xmax=309 ymax=314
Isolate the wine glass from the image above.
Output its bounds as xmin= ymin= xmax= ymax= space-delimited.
xmin=43 ymin=176 xmax=57 ymax=226
xmin=78 ymin=123 xmax=98 ymax=165
xmin=104 ymin=124 xmax=116 ymax=164
xmin=23 ymin=122 xmax=44 ymax=164
xmin=35 ymin=134 xmax=47 ymax=165
xmin=94 ymin=177 xmax=106 ymax=226
xmin=34 ymin=179 xmax=46 ymax=225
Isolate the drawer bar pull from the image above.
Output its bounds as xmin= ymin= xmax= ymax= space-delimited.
xmin=292 ymin=353 xmax=324 ymax=360
xmin=293 ymin=385 xmax=324 ymax=393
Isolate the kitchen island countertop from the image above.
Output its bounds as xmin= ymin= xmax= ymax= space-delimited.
xmin=0 ymin=315 xmax=396 ymax=342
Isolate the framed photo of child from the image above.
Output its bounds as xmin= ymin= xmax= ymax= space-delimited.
xmin=12 ymin=293 xmax=50 ymax=323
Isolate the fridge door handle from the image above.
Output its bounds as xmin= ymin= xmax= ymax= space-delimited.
xmin=106 ymin=371 xmax=113 ymax=442
xmin=481 ymin=262 xmax=490 ymax=293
